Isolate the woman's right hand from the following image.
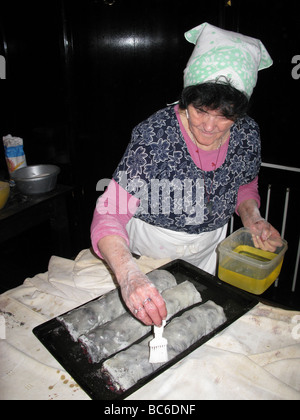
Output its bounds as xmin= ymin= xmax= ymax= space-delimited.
xmin=120 ymin=269 xmax=167 ymax=326
xmin=98 ymin=235 xmax=167 ymax=326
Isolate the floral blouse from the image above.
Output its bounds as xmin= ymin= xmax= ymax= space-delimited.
xmin=113 ymin=106 xmax=261 ymax=234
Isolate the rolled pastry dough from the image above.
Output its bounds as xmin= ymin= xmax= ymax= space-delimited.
xmin=79 ymin=280 xmax=202 ymax=362
xmin=57 ymin=269 xmax=177 ymax=341
xmin=100 ymin=300 xmax=227 ymax=393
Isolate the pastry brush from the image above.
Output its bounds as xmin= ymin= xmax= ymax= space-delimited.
xmin=149 ymin=319 xmax=168 ymax=364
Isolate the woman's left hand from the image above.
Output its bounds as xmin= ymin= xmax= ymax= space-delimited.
xmin=249 ymin=218 xmax=282 ymax=252
xmin=238 ymin=199 xmax=283 ymax=252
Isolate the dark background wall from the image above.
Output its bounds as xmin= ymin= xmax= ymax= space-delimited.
xmin=0 ymin=0 xmax=299 ymax=303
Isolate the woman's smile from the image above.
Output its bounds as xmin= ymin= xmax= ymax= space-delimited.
xmin=186 ymin=105 xmax=233 ymax=150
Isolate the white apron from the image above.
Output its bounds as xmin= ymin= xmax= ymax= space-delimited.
xmin=126 ymin=218 xmax=228 ymax=275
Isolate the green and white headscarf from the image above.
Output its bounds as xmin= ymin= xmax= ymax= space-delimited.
xmin=184 ymin=22 xmax=273 ymax=98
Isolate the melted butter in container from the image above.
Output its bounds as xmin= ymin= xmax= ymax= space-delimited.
xmin=217 ymin=228 xmax=288 ymax=295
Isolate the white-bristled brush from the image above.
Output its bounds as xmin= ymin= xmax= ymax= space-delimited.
xmin=149 ymin=319 xmax=168 ymax=364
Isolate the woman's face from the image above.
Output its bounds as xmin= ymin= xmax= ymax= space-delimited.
xmin=186 ymin=105 xmax=234 ymax=150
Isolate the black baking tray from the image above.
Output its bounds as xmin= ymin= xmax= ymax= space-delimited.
xmin=33 ymin=259 xmax=258 ymax=400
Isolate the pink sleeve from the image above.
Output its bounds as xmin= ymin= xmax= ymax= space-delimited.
xmin=235 ymin=176 xmax=260 ymax=215
xmin=91 ymin=179 xmax=140 ymax=258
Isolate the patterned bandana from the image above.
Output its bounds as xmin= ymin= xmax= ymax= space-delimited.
xmin=183 ymin=22 xmax=273 ymax=98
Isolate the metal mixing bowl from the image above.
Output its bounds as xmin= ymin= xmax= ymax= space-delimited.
xmin=12 ymin=164 xmax=60 ymax=195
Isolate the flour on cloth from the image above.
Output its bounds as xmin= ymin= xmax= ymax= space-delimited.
xmin=127 ymin=303 xmax=300 ymax=400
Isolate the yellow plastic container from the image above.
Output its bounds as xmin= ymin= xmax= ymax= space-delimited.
xmin=0 ymin=181 xmax=10 ymax=210
xmin=217 ymin=228 xmax=288 ymax=295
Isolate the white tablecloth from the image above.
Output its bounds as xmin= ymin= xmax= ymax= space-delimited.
xmin=0 ymin=249 xmax=299 ymax=400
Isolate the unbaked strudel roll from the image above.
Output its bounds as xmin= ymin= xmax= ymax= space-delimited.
xmin=79 ymin=280 xmax=202 ymax=363
xmin=57 ymin=269 xmax=177 ymax=341
xmin=100 ymin=300 xmax=227 ymax=393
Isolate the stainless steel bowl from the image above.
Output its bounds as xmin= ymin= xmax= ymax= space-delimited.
xmin=12 ymin=164 xmax=60 ymax=195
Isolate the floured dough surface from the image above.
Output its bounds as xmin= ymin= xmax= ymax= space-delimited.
xmin=79 ymin=280 xmax=202 ymax=363
xmin=100 ymin=300 xmax=227 ymax=393
xmin=57 ymin=269 xmax=177 ymax=341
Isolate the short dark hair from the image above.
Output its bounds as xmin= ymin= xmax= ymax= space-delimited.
xmin=179 ymin=81 xmax=249 ymax=121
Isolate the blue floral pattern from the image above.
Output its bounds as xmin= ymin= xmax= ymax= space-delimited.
xmin=113 ymin=106 xmax=261 ymax=234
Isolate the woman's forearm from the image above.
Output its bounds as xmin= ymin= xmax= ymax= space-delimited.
xmin=97 ymin=235 xmax=141 ymax=286
xmin=91 ymin=179 xmax=139 ymax=259
xmin=237 ymin=198 xmax=264 ymax=228
xmin=97 ymin=235 xmax=167 ymax=326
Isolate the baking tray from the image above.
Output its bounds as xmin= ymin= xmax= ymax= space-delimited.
xmin=33 ymin=259 xmax=258 ymax=400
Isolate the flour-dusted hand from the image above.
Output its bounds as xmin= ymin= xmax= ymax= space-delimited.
xmin=238 ymin=199 xmax=283 ymax=253
xmin=120 ymin=269 xmax=167 ymax=326
xmin=249 ymin=218 xmax=282 ymax=252
xmin=97 ymin=235 xmax=167 ymax=326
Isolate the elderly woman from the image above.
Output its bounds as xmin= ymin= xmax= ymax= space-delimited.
xmin=91 ymin=23 xmax=282 ymax=326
